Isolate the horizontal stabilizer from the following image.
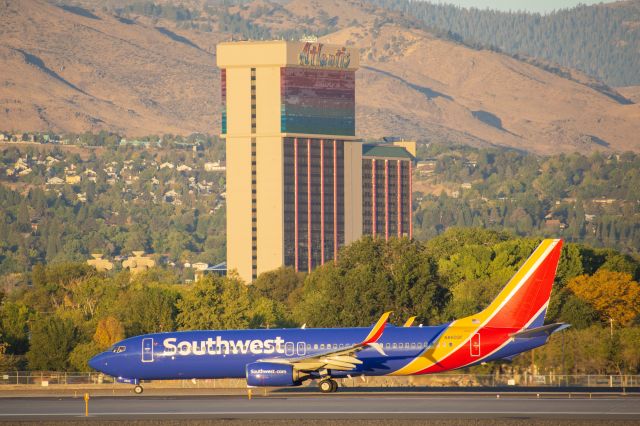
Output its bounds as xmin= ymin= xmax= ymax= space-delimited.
xmin=510 ymin=323 xmax=570 ymax=339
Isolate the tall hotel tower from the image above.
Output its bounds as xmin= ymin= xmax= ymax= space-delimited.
xmin=217 ymin=41 xmax=411 ymax=282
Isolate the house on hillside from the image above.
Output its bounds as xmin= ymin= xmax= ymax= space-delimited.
xmin=416 ymin=159 xmax=437 ymax=176
xmin=195 ymin=262 xmax=227 ymax=281
xmin=122 ymin=251 xmax=155 ymax=275
xmin=84 ymin=169 xmax=97 ymax=182
xmin=65 ymin=175 xmax=81 ymax=185
xmin=87 ymin=254 xmax=114 ymax=272
xmin=204 ymin=161 xmax=226 ymax=172
xmin=163 ymin=190 xmax=180 ymax=203
xmin=46 ymin=177 xmax=64 ymax=186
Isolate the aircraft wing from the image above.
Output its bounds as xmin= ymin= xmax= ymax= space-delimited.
xmin=259 ymin=312 xmax=392 ymax=372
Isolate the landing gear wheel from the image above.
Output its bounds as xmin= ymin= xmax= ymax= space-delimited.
xmin=133 ymin=385 xmax=144 ymax=394
xmin=319 ymin=380 xmax=333 ymax=393
xmin=329 ymin=379 xmax=338 ymax=392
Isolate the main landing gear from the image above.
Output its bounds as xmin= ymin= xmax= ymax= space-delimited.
xmin=133 ymin=385 xmax=144 ymax=394
xmin=319 ymin=379 xmax=338 ymax=393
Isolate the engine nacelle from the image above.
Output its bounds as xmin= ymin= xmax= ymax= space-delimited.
xmin=245 ymin=362 xmax=303 ymax=387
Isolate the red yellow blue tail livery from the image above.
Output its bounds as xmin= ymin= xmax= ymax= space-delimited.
xmin=90 ymin=239 xmax=567 ymax=394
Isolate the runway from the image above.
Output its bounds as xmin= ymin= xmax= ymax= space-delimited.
xmin=0 ymin=394 xmax=639 ymax=422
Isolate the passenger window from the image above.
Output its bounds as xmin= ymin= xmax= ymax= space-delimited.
xmin=307 ymin=344 xmax=311 ymax=350
xmin=320 ymin=344 xmax=325 ymax=349
xmin=393 ymin=343 xmax=397 ymax=348
xmin=333 ymin=344 xmax=337 ymax=349
xmin=385 ymin=343 xmax=390 ymax=348
xmin=411 ymin=343 xmax=416 ymax=348
xmin=417 ymin=343 xmax=422 ymax=348
xmin=314 ymin=344 xmax=318 ymax=349
xmin=399 ymin=343 xmax=403 ymax=348
xmin=339 ymin=344 xmax=344 ymax=348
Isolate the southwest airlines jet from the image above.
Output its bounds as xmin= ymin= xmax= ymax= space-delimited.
xmin=89 ymin=239 xmax=567 ymax=394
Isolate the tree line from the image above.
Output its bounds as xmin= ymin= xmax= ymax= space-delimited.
xmin=413 ymin=145 xmax=640 ymax=255
xmin=1 ymin=230 xmax=638 ymax=375
xmin=0 ymin=141 xmax=226 ymax=276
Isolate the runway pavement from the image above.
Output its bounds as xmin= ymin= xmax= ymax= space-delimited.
xmin=0 ymin=393 xmax=639 ymax=422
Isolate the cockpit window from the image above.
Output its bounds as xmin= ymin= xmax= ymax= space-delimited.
xmin=112 ymin=346 xmax=127 ymax=353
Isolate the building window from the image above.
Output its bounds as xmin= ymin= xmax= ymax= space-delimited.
xmin=220 ymin=69 xmax=227 ymax=134
xmin=283 ymin=137 xmax=344 ymax=272
xmin=250 ymin=68 xmax=257 ymax=280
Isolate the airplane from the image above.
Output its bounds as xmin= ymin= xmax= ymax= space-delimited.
xmin=89 ymin=238 xmax=568 ymax=394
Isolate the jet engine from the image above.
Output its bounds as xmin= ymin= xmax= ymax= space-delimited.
xmin=245 ymin=362 xmax=305 ymax=387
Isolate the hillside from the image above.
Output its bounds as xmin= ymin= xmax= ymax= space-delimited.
xmin=370 ymin=0 xmax=640 ymax=87
xmin=0 ymin=0 xmax=221 ymax=136
xmin=0 ymin=0 xmax=638 ymax=153
xmin=325 ymin=24 xmax=640 ymax=154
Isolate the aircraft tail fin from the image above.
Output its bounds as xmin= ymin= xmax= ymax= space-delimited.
xmin=479 ymin=239 xmax=563 ymax=330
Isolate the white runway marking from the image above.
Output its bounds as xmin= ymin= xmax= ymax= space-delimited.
xmin=2 ymin=411 xmax=640 ymax=417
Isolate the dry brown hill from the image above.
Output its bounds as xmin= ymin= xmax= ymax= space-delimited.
xmin=324 ymin=24 xmax=640 ymax=154
xmin=618 ymin=86 xmax=640 ymax=103
xmin=0 ymin=0 xmax=221 ymax=136
xmin=0 ymin=0 xmax=639 ymax=154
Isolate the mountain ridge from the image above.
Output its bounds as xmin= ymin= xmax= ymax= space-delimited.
xmin=0 ymin=0 xmax=638 ymax=154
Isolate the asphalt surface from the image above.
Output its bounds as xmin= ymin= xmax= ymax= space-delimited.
xmin=0 ymin=394 xmax=639 ymax=421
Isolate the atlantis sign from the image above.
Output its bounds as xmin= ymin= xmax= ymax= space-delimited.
xmin=298 ymin=43 xmax=351 ymax=69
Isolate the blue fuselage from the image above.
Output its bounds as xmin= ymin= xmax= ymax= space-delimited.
xmin=91 ymin=325 xmax=442 ymax=380
xmin=88 ymin=324 xmax=546 ymax=382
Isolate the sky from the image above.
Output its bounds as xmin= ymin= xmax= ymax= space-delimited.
xmin=435 ymin=0 xmax=605 ymax=14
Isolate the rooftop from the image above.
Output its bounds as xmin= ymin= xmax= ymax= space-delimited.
xmin=362 ymin=144 xmax=414 ymax=160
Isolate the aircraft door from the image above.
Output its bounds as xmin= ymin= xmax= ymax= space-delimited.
xmin=470 ymin=333 xmax=481 ymax=357
xmin=142 ymin=337 xmax=154 ymax=362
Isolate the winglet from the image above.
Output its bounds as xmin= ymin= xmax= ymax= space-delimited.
xmin=361 ymin=311 xmax=392 ymax=345
xmin=403 ymin=316 xmax=417 ymax=327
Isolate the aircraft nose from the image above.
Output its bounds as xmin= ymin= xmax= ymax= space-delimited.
xmin=89 ymin=353 xmax=106 ymax=371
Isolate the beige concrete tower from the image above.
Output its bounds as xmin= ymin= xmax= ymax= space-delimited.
xmin=217 ymin=41 xmax=362 ymax=282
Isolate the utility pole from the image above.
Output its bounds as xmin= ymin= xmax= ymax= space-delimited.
xmin=562 ymin=331 xmax=566 ymax=387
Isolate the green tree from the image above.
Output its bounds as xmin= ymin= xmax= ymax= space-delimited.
xmin=124 ymin=286 xmax=177 ymax=335
xmin=26 ymin=315 xmax=77 ymax=371
xmin=176 ymin=276 xmax=226 ymax=330
xmin=295 ymin=237 xmax=446 ymax=327
xmin=0 ymin=302 xmax=30 ymax=354
xmin=253 ymin=266 xmax=305 ymax=308
xmin=69 ymin=341 xmax=102 ymax=371
xmin=558 ymin=294 xmax=599 ymax=329
xmin=177 ymin=276 xmax=261 ymax=330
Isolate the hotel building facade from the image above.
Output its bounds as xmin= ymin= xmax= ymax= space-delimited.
xmin=217 ymin=41 xmax=413 ymax=282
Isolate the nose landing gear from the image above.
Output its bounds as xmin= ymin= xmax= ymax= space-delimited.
xmin=133 ymin=385 xmax=144 ymax=394
xmin=319 ymin=379 xmax=338 ymax=393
